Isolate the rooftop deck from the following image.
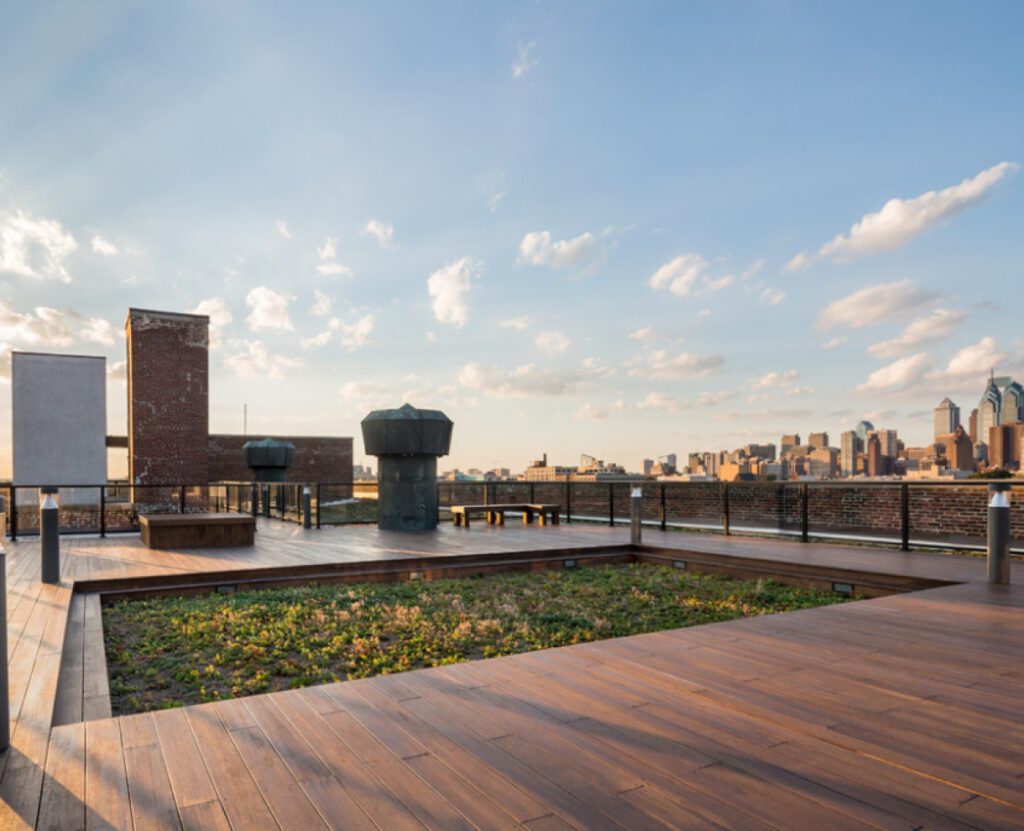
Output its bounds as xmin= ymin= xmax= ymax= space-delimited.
xmin=1 ymin=521 xmax=1021 ymax=829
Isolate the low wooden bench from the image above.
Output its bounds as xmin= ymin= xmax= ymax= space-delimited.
xmin=451 ymin=503 xmax=561 ymax=529
xmin=140 ymin=512 xmax=256 ymax=549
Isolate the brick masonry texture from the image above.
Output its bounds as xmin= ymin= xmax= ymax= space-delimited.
xmin=207 ymin=434 xmax=354 ymax=485
xmin=127 ymin=309 xmax=210 ymax=485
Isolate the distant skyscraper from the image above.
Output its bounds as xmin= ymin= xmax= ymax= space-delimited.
xmin=939 ymin=425 xmax=974 ymax=472
xmin=840 ymin=430 xmax=861 ymax=476
xmin=933 ymin=398 xmax=960 ymax=440
xmin=968 ymin=408 xmax=978 ymax=443
xmin=979 ymin=375 xmax=1002 ymax=441
xmin=854 ymin=420 xmax=874 ymax=444
xmin=995 ymin=376 xmax=1024 ymax=424
xmin=808 ymin=432 xmax=829 ymax=449
xmin=869 ymin=428 xmax=898 ymax=459
xmin=780 ymin=433 xmax=800 ymax=454
xmin=866 ymin=434 xmax=885 ymax=477
xmin=642 ymin=458 xmax=654 ymax=476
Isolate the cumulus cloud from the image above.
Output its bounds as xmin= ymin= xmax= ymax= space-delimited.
xmin=936 ymin=337 xmax=1007 ymax=379
xmin=760 ymin=287 xmax=785 ymax=306
xmin=191 ymin=297 xmax=234 ymax=347
xmin=822 ymin=336 xmax=848 ymax=350
xmin=636 ymin=391 xmax=684 ymax=413
xmin=78 ymin=317 xmax=116 ymax=346
xmin=648 ymin=254 xmax=707 ymax=297
xmin=697 ymin=390 xmax=731 ymax=407
xmin=788 ymin=161 xmax=1018 ymax=269
xmin=500 ymin=316 xmax=531 ymax=331
xmin=459 ymin=360 xmax=602 ymax=398
xmin=316 ymin=236 xmax=353 ymax=277
xmin=107 ymin=360 xmax=127 ymax=382
xmin=275 ymin=220 xmax=292 ymax=240
xmin=90 ymin=235 xmax=118 ymax=256
xmin=628 ymin=349 xmax=723 ymax=380
xmin=0 ymin=210 xmax=78 ymax=282
xmin=488 ymin=191 xmax=506 ymax=212
xmin=362 ymin=219 xmax=394 ymax=248
xmin=534 ymin=330 xmax=570 ymax=356
xmin=753 ymin=370 xmax=800 ymax=390
xmin=318 ymin=237 xmax=338 ymax=261
xmin=301 ymin=314 xmax=376 ymax=351
xmin=629 ymin=326 xmax=654 ymax=341
xmin=246 ymin=287 xmax=294 ymax=332
xmin=518 ymin=230 xmax=606 ymax=276
xmin=817 ymin=280 xmax=939 ymax=331
xmin=512 ymin=40 xmax=538 ymax=78
xmin=317 ymin=261 xmax=353 ymax=277
xmin=428 ymin=256 xmax=480 ymax=327
xmin=225 ymin=340 xmax=301 ymax=380
xmin=0 ymin=301 xmax=74 ymax=345
xmin=574 ymin=400 xmax=625 ymax=421
xmin=856 ymin=353 xmax=932 ymax=393
xmin=867 ymin=309 xmax=967 ymax=358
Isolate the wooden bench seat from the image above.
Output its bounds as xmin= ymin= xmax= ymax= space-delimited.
xmin=450 ymin=503 xmax=560 ymax=529
xmin=140 ymin=512 xmax=255 ymax=549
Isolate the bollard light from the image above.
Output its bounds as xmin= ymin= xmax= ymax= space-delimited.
xmin=40 ymin=487 xmax=60 ymax=584
xmin=0 ymin=548 xmax=8 ymax=751
xmin=630 ymin=487 xmax=643 ymax=545
xmin=987 ymin=482 xmax=1011 ymax=585
xmin=302 ymin=486 xmax=312 ymax=530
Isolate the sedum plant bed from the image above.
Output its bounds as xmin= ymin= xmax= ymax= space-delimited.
xmin=103 ymin=564 xmax=848 ymax=715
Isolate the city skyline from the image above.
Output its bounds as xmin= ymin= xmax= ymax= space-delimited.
xmin=2 ymin=3 xmax=1023 ymax=474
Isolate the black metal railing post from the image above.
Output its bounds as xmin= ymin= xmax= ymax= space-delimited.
xmin=660 ymin=484 xmax=667 ymax=531
xmin=529 ymin=482 xmax=536 ymax=503
xmin=801 ymin=482 xmax=810 ymax=543
xmin=99 ymin=486 xmax=106 ymax=537
xmin=9 ymin=488 xmax=16 ymax=542
xmin=251 ymin=483 xmax=258 ymax=518
xmin=179 ymin=485 xmax=186 ymax=514
xmin=608 ymin=483 xmax=615 ymax=527
xmin=722 ymin=483 xmax=730 ymax=536
xmin=900 ymin=483 xmax=910 ymax=551
xmin=316 ymin=483 xmax=322 ymax=529
xmin=565 ymin=478 xmax=572 ymax=523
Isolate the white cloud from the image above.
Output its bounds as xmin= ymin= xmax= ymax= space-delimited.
xmin=629 ymin=349 xmax=723 ymax=380
xmin=856 ymin=352 xmax=932 ymax=393
xmin=788 ymin=161 xmax=1018 ymax=269
xmin=245 ymin=287 xmax=294 ymax=332
xmin=698 ymin=309 xmax=711 ymax=318
xmin=501 ymin=316 xmax=531 ymax=331
xmin=817 ymin=280 xmax=939 ymax=331
xmin=362 ymin=219 xmax=394 ymax=248
xmin=302 ymin=314 xmax=376 ymax=352
xmin=753 ymin=370 xmax=799 ymax=390
xmin=518 ymin=230 xmax=606 ymax=276
xmin=648 ymin=254 xmax=707 ymax=297
xmin=340 ymin=380 xmax=391 ymax=404
xmin=459 ymin=360 xmax=601 ymax=398
xmin=191 ymin=297 xmax=234 ymax=348
xmin=78 ymin=317 xmax=116 ymax=346
xmin=107 ymin=360 xmax=126 ymax=382
xmin=488 ymin=191 xmax=506 ymax=212
xmin=760 ymin=287 xmax=785 ymax=306
xmin=636 ymin=391 xmax=684 ymax=413
xmin=275 ymin=220 xmax=292 ymax=240
xmin=867 ymin=309 xmax=967 ymax=358
xmin=0 ymin=343 xmax=11 ymax=382
xmin=311 ymin=289 xmax=332 ymax=318
xmin=428 ymin=256 xmax=480 ymax=327
xmin=629 ymin=326 xmax=654 ymax=341
xmin=0 ymin=210 xmax=77 ymax=282
xmin=937 ymin=337 xmax=1007 ymax=379
xmin=574 ymin=400 xmax=625 ymax=421
xmin=534 ymin=330 xmax=570 ymax=356
xmin=697 ymin=390 xmax=731 ymax=407
xmin=822 ymin=336 xmax=848 ymax=350
xmin=0 ymin=301 xmax=73 ymax=345
xmin=784 ymin=386 xmax=815 ymax=397
xmin=784 ymin=251 xmax=814 ymax=273
xmin=90 ymin=235 xmax=118 ymax=257
xmin=315 ymin=237 xmax=354 ymax=277
xmin=318 ymin=236 xmax=338 ymax=261
xmin=512 ymin=41 xmax=537 ymax=78
xmin=225 ymin=340 xmax=301 ymax=380
xmin=316 ymin=261 xmax=353 ymax=277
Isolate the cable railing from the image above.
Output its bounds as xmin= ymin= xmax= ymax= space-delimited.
xmin=2 ymin=477 xmax=1022 ymax=554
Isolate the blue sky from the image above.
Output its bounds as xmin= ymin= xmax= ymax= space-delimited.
xmin=1 ymin=1 xmax=1022 ymax=473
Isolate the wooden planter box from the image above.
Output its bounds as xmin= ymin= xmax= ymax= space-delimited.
xmin=140 ymin=513 xmax=255 ymax=549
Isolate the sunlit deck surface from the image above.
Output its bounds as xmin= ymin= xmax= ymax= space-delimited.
xmin=1 ymin=520 xmax=1022 ymax=829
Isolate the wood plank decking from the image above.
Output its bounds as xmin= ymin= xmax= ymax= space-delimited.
xmin=1 ymin=521 xmax=1022 ymax=829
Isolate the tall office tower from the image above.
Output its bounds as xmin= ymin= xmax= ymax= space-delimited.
xmin=780 ymin=434 xmax=800 ymax=454
xmin=869 ymin=428 xmax=898 ymax=459
xmin=840 ymin=430 xmax=861 ymax=476
xmin=933 ymin=398 xmax=960 ymax=440
xmin=808 ymin=432 xmax=829 ymax=449
xmin=659 ymin=453 xmax=678 ymax=469
xmin=995 ymin=376 xmax=1024 ymax=424
xmin=642 ymin=458 xmax=654 ymax=476
xmin=978 ymin=375 xmax=1002 ymax=443
xmin=866 ymin=434 xmax=885 ymax=477
xmin=854 ymin=420 xmax=874 ymax=444
xmin=988 ymin=423 xmax=1022 ymax=470
xmin=938 ymin=425 xmax=975 ymax=472
xmin=968 ymin=408 xmax=979 ymax=443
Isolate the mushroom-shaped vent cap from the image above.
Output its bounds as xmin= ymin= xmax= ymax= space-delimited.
xmin=243 ymin=437 xmax=296 ymax=469
xmin=361 ymin=403 xmax=453 ymax=457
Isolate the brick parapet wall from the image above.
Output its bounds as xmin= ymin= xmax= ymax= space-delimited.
xmin=207 ymin=434 xmax=353 ymax=490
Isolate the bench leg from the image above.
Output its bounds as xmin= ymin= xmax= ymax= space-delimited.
xmin=497 ymin=512 xmax=505 ymax=526
xmin=551 ymin=512 xmax=560 ymax=525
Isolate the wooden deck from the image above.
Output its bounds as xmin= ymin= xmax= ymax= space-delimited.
xmin=1 ymin=521 xmax=1022 ymax=829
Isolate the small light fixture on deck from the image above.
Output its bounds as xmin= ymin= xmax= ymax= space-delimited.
xmin=216 ymin=584 xmax=237 ymax=594
xmin=563 ymin=559 xmax=577 ymax=569
xmin=673 ymin=560 xmax=686 ymax=569
xmin=408 ymin=570 xmax=423 ymax=581
xmin=832 ymin=582 xmax=854 ymax=596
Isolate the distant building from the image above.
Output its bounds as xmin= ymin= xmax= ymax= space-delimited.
xmin=937 ymin=425 xmax=974 ymax=472
xmin=854 ymin=420 xmax=874 ymax=444
xmin=988 ymin=423 xmax=1022 ymax=471
xmin=840 ymin=430 xmax=861 ymax=476
xmin=869 ymin=428 xmax=898 ymax=459
xmin=979 ymin=376 xmax=1002 ymax=443
xmin=642 ymin=458 xmax=654 ymax=476
xmin=780 ymin=434 xmax=800 ymax=454
xmin=808 ymin=447 xmax=838 ymax=478
xmin=933 ymin=398 xmax=960 ymax=440
xmin=524 ymin=453 xmax=575 ymax=481
xmin=866 ymin=434 xmax=886 ymax=477
xmin=968 ymin=408 xmax=979 ymax=443
xmin=808 ymin=432 xmax=829 ymax=449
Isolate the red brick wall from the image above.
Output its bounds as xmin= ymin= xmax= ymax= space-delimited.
xmin=207 ymin=434 xmax=354 ymax=484
xmin=127 ymin=309 xmax=209 ymax=485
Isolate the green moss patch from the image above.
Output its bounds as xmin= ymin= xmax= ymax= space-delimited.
xmin=103 ymin=564 xmax=846 ymax=715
